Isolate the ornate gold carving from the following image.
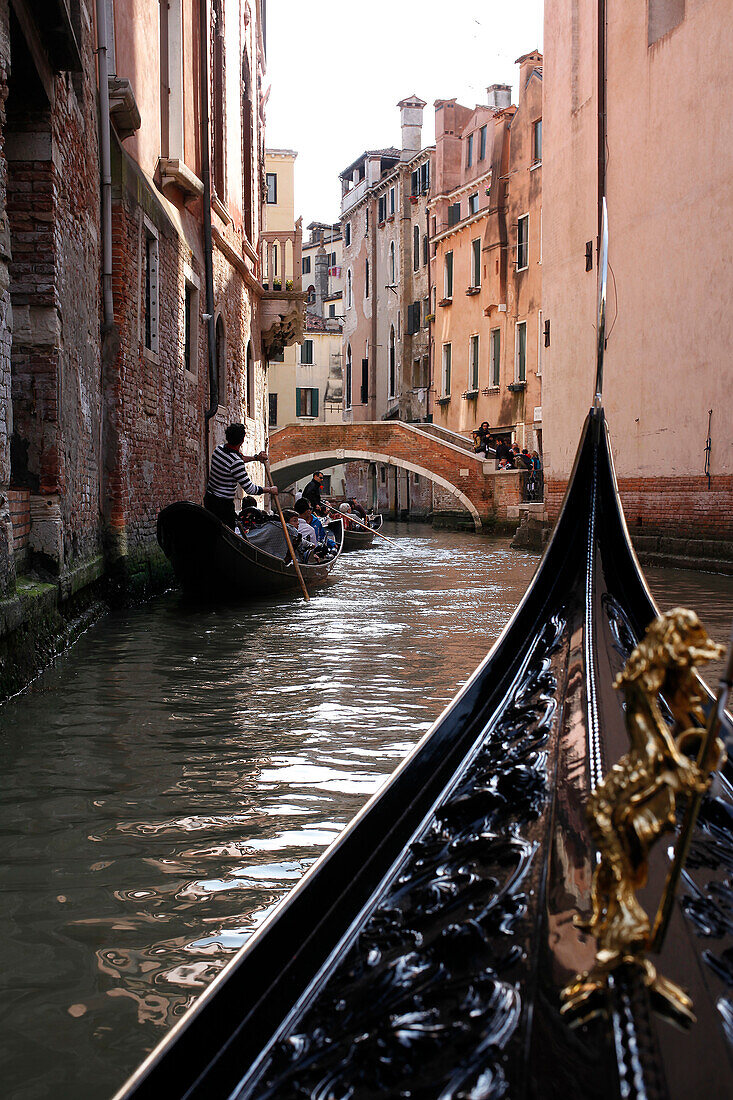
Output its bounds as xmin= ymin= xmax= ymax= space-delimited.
xmin=561 ymin=609 xmax=726 ymax=1026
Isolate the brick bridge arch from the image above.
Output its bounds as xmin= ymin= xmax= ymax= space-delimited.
xmin=269 ymin=422 xmax=516 ymax=531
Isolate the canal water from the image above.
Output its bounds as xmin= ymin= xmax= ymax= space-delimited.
xmin=1 ymin=524 xmax=731 ymax=1100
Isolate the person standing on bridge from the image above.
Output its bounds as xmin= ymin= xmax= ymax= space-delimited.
xmin=204 ymin=423 xmax=279 ymax=530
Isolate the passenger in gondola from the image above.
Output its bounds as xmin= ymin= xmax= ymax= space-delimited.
xmin=339 ymin=502 xmax=355 ymax=529
xmin=204 ymin=423 xmax=279 ymax=529
xmin=302 ymin=471 xmax=326 ymax=512
xmin=347 ymin=497 xmax=368 ymax=521
xmin=293 ymin=498 xmax=318 ymax=549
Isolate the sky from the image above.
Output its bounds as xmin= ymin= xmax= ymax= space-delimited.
xmin=265 ymin=0 xmax=544 ymax=225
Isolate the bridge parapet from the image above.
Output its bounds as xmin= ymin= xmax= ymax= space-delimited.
xmin=269 ymin=422 xmax=525 ymax=532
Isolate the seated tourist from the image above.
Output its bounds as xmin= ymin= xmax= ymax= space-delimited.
xmin=293 ymin=498 xmax=318 ymax=548
xmin=347 ymin=497 xmax=368 ymax=521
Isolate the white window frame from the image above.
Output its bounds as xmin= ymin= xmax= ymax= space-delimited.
xmin=444 ymin=251 xmax=453 ymax=298
xmin=516 ymin=214 xmax=529 ymax=271
xmin=515 ymin=320 xmax=527 ymax=382
xmin=442 ymin=342 xmax=452 ymax=396
xmin=142 ymin=216 xmax=159 ymax=359
xmin=182 ymin=262 xmax=200 ymax=379
xmin=490 ymin=328 xmax=501 ymax=387
xmin=469 ymin=333 xmax=479 ymax=391
xmin=470 ymin=237 xmax=481 ymax=288
xmin=468 ymin=192 xmax=479 ymax=216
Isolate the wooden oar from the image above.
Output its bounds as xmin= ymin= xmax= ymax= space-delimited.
xmin=323 ymin=503 xmax=400 ymax=547
xmin=262 ymin=456 xmax=309 ymax=602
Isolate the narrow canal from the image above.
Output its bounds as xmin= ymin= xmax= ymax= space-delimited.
xmin=1 ymin=525 xmax=731 ymax=1100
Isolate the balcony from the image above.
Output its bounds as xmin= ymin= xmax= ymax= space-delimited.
xmin=260 ymin=220 xmax=307 ymax=359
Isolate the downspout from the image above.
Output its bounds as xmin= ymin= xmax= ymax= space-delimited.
xmin=95 ymin=0 xmax=113 ymax=328
xmin=200 ymin=0 xmax=218 ymax=466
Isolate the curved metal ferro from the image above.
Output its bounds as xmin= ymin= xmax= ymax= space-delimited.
xmin=594 ymin=197 xmax=609 ymax=407
xmin=561 ymin=608 xmax=726 ymax=1027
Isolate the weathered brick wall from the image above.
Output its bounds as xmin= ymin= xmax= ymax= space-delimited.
xmin=546 ymin=475 xmax=733 ymax=544
xmin=104 ymin=146 xmax=263 ymax=576
xmin=4 ymin=3 xmax=102 ymax=576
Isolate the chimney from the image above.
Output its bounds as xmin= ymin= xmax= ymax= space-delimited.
xmin=398 ymin=95 xmax=427 ymax=160
xmin=486 ymin=84 xmax=512 ymax=110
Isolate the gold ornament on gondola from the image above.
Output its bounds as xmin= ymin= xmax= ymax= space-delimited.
xmin=561 ymin=608 xmax=726 ymax=1026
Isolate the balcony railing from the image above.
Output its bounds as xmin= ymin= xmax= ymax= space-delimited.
xmin=260 ymin=221 xmax=302 ymax=291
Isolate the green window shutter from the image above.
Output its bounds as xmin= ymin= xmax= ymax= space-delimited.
xmin=295 ymin=388 xmax=302 ymax=416
xmin=312 ymin=388 xmax=319 ymax=417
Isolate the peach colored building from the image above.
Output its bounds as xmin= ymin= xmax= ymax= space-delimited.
xmin=542 ymin=1 xmax=733 ymax=560
xmin=429 ymin=54 xmax=544 ymax=453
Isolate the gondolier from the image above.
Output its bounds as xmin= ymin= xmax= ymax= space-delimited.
xmin=204 ymin=423 xmax=278 ymax=529
xmin=302 ymin=471 xmax=325 ymax=511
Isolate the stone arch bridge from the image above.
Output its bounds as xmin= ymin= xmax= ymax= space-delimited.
xmin=269 ymin=422 xmax=523 ymax=531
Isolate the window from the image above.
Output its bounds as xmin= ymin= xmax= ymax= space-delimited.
xmin=389 ymin=186 xmax=396 ymax=215
xmin=469 ymin=334 xmax=479 ymax=391
xmin=143 ymin=225 xmax=159 ymax=354
xmin=345 ymin=345 xmax=352 ymax=408
xmin=344 ymin=221 xmax=351 ymax=246
xmin=420 ymin=161 xmax=429 ymax=193
xmin=361 ymin=357 xmax=369 ymax=403
xmin=442 ymin=343 xmax=452 ymax=395
xmin=411 ymin=169 xmax=419 ymax=196
xmin=365 ymin=206 xmax=369 ymax=233
xmin=479 ymin=125 xmax=487 ymax=161
xmin=533 ymin=119 xmax=542 ymax=164
xmin=378 ymin=195 xmax=386 ymax=223
xmin=471 ymin=238 xmax=481 ymax=288
xmin=265 ymin=172 xmax=277 ymax=204
xmin=515 ymin=321 xmax=527 ymax=382
xmin=448 ymin=202 xmax=461 ymax=226
xmin=269 ymin=348 xmax=284 ymax=363
xmin=516 ymin=214 xmax=529 ymax=270
xmin=212 ymin=0 xmax=226 ymax=197
xmin=423 ymin=296 xmax=430 ymax=327
xmin=301 ymin=339 xmax=313 ymax=365
xmin=414 ymin=473 xmax=420 ymax=484
xmin=307 ymin=284 xmax=316 ymax=305
xmin=183 ymin=273 xmax=199 ymax=376
xmin=380 ymin=466 xmax=386 ymax=484
xmin=296 ymin=387 xmax=319 ymax=417
xmin=160 ymin=0 xmax=184 ymax=160
xmin=246 ymin=340 xmax=255 ymax=416
xmin=365 ymin=258 xmax=369 ymax=298
xmin=268 ymin=392 xmax=278 ymax=426
xmin=422 ymin=233 xmax=428 ymax=266
xmin=302 ymin=256 xmax=311 ymax=274
xmin=389 ymin=241 xmax=396 ymax=285
xmin=215 ymin=316 xmax=226 ymax=404
xmin=490 ymin=329 xmax=501 ymax=387
xmin=321 ymin=474 xmax=332 ymax=493
xmin=444 ymin=251 xmax=453 ymax=297
xmin=329 ymin=303 xmax=336 ymax=318
xmin=347 ymin=269 xmax=352 ymax=308
xmin=467 ymin=132 xmax=473 ymax=167
xmin=413 ymin=224 xmax=420 ymax=271
xmin=389 ymin=326 xmax=396 ymax=398
xmin=537 ymin=310 xmax=543 ymax=375
xmin=468 ymin=192 xmax=479 ymax=216
xmin=407 ymin=302 xmax=420 ymax=334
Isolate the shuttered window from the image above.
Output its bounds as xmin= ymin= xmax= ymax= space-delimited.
xmin=296 ymin=387 xmax=319 ymax=417
xmin=301 ymin=339 xmax=313 ymax=364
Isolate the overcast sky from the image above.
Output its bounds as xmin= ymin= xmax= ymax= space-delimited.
xmin=265 ymin=0 xmax=544 ymax=225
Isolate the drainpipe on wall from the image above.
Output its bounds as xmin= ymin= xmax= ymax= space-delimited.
xmin=200 ymin=0 xmax=218 ymax=470
xmin=95 ymin=0 xmax=114 ymax=328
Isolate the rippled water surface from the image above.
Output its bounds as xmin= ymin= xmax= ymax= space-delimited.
xmin=0 ymin=524 xmax=731 ymax=1099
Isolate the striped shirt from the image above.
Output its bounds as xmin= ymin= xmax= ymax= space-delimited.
xmin=206 ymin=444 xmax=263 ymax=499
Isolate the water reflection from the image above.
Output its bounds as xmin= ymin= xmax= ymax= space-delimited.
xmin=0 ymin=524 xmax=730 ymax=1099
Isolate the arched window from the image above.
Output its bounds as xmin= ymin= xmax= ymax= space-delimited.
xmin=246 ymin=340 xmax=254 ymax=417
xmin=307 ymin=284 xmax=316 ymax=304
xmin=389 ymin=241 xmax=396 ymax=285
xmin=345 ymin=344 xmax=352 ymax=409
xmin=347 ymin=269 xmax=352 ymax=309
xmin=215 ymin=315 xmax=226 ymax=406
xmin=389 ymin=325 xmax=396 ymax=398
